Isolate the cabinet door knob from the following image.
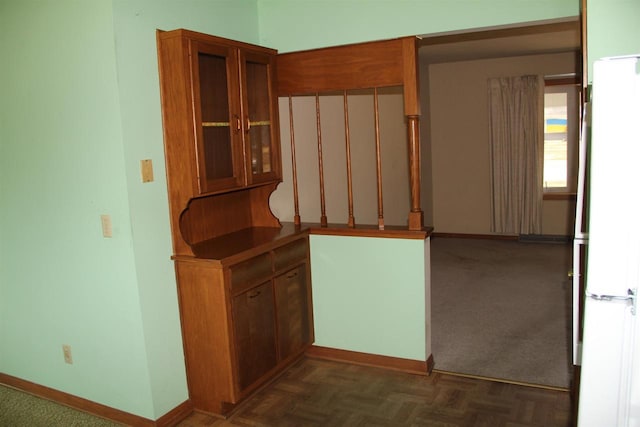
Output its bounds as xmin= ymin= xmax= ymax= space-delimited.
xmin=245 ymin=116 xmax=251 ymax=132
xmin=234 ymin=115 xmax=241 ymax=133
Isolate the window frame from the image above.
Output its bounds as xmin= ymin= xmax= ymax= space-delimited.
xmin=542 ymin=77 xmax=581 ymax=199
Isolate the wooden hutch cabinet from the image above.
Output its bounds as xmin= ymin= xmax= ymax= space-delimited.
xmin=157 ymin=29 xmax=312 ymax=416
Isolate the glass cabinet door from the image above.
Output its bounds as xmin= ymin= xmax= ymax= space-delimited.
xmin=190 ymin=41 xmax=244 ymax=194
xmin=240 ymin=51 xmax=281 ymax=184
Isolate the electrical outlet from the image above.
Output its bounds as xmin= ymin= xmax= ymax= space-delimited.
xmin=62 ymin=344 xmax=73 ymax=364
xmin=100 ymin=214 xmax=112 ymax=238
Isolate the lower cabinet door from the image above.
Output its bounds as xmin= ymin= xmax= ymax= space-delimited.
xmin=232 ymin=281 xmax=277 ymax=391
xmin=274 ymin=264 xmax=312 ymax=361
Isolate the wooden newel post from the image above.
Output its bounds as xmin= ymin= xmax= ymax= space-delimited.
xmin=402 ymin=37 xmax=424 ymax=231
xmin=407 ymin=115 xmax=424 ymax=230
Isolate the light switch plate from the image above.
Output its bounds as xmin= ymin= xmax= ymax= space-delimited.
xmin=101 ymin=214 xmax=112 ymax=238
xmin=62 ymin=344 xmax=73 ymax=364
xmin=141 ymin=159 xmax=154 ymax=183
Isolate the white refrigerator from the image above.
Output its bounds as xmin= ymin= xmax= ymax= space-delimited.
xmin=576 ymin=55 xmax=640 ymax=426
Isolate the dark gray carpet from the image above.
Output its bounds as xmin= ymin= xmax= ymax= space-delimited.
xmin=430 ymin=237 xmax=573 ymax=388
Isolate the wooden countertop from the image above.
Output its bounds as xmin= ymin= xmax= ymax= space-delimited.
xmin=172 ymin=222 xmax=433 ymax=266
xmin=174 ymin=223 xmax=310 ymax=266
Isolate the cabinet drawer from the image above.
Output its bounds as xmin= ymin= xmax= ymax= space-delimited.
xmin=230 ymin=253 xmax=272 ymax=292
xmin=273 ymin=238 xmax=308 ymax=271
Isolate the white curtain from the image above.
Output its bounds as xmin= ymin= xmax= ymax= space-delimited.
xmin=488 ymin=75 xmax=543 ymax=235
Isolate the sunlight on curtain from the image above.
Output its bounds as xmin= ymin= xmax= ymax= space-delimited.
xmin=488 ymin=75 xmax=543 ymax=235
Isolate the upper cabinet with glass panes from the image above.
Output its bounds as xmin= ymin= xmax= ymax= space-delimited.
xmin=239 ymin=50 xmax=281 ymax=184
xmin=157 ymin=29 xmax=281 ymax=196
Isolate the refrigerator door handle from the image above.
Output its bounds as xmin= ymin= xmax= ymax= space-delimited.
xmin=586 ymin=288 xmax=637 ymax=315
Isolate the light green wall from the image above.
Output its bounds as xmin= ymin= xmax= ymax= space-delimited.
xmin=258 ymin=0 xmax=579 ymax=52
xmin=587 ymin=0 xmax=640 ymax=81
xmin=0 ymin=0 xmax=586 ymax=421
xmin=310 ymin=235 xmax=430 ymax=361
xmin=0 ymin=0 xmax=154 ymax=417
xmin=0 ymin=0 xmax=259 ymax=420
xmin=110 ymin=0 xmax=259 ymax=418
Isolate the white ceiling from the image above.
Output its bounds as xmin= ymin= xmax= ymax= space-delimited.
xmin=418 ymin=19 xmax=581 ymax=64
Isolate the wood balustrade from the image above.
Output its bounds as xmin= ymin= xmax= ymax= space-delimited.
xmin=276 ymin=37 xmax=425 ymax=232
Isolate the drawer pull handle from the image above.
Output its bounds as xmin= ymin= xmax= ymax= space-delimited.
xmin=286 ymin=272 xmax=298 ymax=279
xmin=248 ymin=290 xmax=261 ymax=299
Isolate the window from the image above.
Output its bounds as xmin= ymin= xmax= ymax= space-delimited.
xmin=543 ymin=81 xmax=580 ymax=194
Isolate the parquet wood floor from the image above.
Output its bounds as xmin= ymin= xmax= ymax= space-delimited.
xmin=177 ymin=357 xmax=572 ymax=427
